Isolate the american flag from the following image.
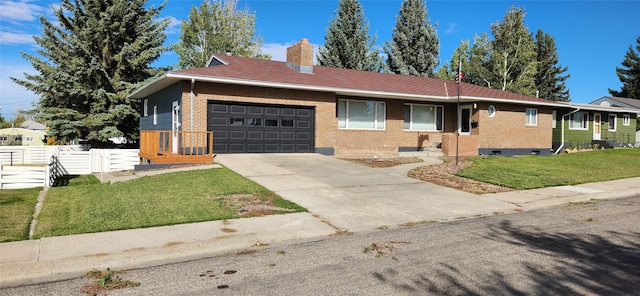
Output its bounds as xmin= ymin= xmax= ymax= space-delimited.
xmin=455 ymin=59 xmax=464 ymax=84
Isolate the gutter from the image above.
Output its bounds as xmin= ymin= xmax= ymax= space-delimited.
xmin=555 ymin=108 xmax=581 ymax=154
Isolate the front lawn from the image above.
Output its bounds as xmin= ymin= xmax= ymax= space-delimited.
xmin=456 ymin=148 xmax=640 ymax=190
xmin=33 ymin=167 xmax=306 ymax=238
xmin=0 ymin=187 xmax=41 ymax=242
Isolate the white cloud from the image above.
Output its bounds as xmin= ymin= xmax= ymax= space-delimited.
xmin=165 ymin=16 xmax=181 ymax=35
xmin=0 ymin=31 xmax=35 ymax=45
xmin=0 ymin=63 xmax=39 ymax=118
xmin=0 ymin=0 xmax=45 ymax=22
xmin=444 ymin=23 xmax=458 ymax=34
xmin=261 ymin=42 xmax=290 ymax=61
xmin=260 ymin=41 xmax=320 ymax=64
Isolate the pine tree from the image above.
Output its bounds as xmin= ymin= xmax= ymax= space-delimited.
xmin=175 ymin=0 xmax=269 ymax=69
xmin=488 ymin=5 xmax=537 ymax=95
xmin=11 ymin=0 xmax=170 ymax=145
xmin=609 ymin=36 xmax=640 ymax=100
xmin=317 ymin=0 xmax=383 ymax=71
xmin=384 ymin=0 xmax=439 ymax=77
xmin=534 ymin=29 xmax=570 ymax=101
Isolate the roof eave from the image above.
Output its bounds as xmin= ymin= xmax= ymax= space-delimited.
xmin=562 ymin=103 xmax=640 ymax=113
xmin=127 ymin=73 xmax=173 ymax=99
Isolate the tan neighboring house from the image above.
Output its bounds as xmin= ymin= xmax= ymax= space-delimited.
xmin=0 ymin=127 xmax=46 ymax=146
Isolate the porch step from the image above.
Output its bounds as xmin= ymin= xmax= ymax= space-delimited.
xmin=399 ymin=148 xmax=443 ymax=158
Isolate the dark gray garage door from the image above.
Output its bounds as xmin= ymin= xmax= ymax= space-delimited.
xmin=208 ymin=102 xmax=315 ymax=153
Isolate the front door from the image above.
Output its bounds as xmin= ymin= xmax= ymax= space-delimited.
xmin=593 ymin=113 xmax=601 ymax=140
xmin=459 ymin=105 xmax=472 ymax=135
xmin=172 ymin=101 xmax=180 ymax=153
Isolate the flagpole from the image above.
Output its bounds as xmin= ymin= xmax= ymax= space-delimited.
xmin=456 ymin=56 xmax=461 ymax=166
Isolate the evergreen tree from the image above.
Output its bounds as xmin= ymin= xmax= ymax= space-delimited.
xmin=317 ymin=0 xmax=383 ymax=71
xmin=11 ymin=0 xmax=170 ymax=145
xmin=175 ymin=0 xmax=269 ymax=69
xmin=384 ymin=0 xmax=439 ymax=77
xmin=534 ymin=29 xmax=570 ymax=101
xmin=488 ymin=5 xmax=537 ymax=95
xmin=609 ymin=36 xmax=640 ymax=100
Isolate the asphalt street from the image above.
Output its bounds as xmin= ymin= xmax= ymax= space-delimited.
xmin=3 ymin=194 xmax=639 ymax=295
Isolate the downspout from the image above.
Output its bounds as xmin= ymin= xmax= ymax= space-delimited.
xmin=555 ymin=108 xmax=580 ymax=154
xmin=189 ymin=78 xmax=195 ymax=132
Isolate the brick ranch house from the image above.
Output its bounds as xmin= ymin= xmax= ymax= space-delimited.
xmin=129 ymin=38 xmax=591 ymax=163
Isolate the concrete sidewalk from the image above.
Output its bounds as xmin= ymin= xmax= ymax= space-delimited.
xmin=2 ymin=153 xmax=640 ymax=287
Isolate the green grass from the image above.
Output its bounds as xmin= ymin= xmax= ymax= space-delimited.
xmin=0 ymin=187 xmax=41 ymax=242
xmin=52 ymin=174 xmax=102 ymax=187
xmin=457 ymin=148 xmax=640 ymax=190
xmin=33 ymin=168 xmax=306 ymax=238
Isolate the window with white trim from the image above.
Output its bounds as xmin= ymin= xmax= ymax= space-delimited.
xmin=24 ymin=136 xmax=34 ymax=142
xmin=569 ymin=112 xmax=588 ymax=130
xmin=525 ymin=108 xmax=538 ymax=126
xmin=404 ymin=104 xmax=443 ymax=131
xmin=143 ymin=99 xmax=149 ymax=116
xmin=338 ymin=99 xmax=385 ymax=130
xmin=552 ymin=110 xmax=556 ymax=128
xmin=623 ymin=114 xmax=630 ymax=126
xmin=608 ymin=114 xmax=617 ymax=131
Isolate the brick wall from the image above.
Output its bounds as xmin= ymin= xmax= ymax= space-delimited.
xmin=185 ymin=82 xmax=337 ymax=149
xmin=476 ymin=102 xmax=553 ymax=151
xmin=177 ymin=81 xmax=553 ymax=158
xmin=442 ymin=134 xmax=479 ymax=157
xmin=180 ymin=83 xmax=455 ymax=158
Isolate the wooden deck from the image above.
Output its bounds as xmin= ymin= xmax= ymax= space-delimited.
xmin=139 ymin=130 xmax=214 ymax=164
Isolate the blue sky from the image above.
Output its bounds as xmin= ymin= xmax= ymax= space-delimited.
xmin=1 ymin=0 xmax=639 ymax=120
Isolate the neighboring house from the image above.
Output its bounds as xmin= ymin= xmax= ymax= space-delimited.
xmin=0 ymin=128 xmax=46 ymax=146
xmin=20 ymin=120 xmax=47 ymax=132
xmin=590 ymin=96 xmax=640 ymax=146
xmin=129 ymin=38 xmax=627 ymax=161
xmin=590 ymin=96 xmax=640 ymax=110
xmin=552 ymin=103 xmax=639 ymax=151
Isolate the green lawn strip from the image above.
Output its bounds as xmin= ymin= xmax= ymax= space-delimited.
xmin=456 ymin=149 xmax=640 ymax=190
xmin=0 ymin=187 xmax=41 ymax=242
xmin=34 ymin=168 xmax=306 ymax=238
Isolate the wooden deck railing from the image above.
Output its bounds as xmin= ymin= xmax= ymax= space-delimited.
xmin=139 ymin=130 xmax=214 ymax=164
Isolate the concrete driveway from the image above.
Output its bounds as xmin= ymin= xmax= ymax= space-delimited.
xmin=215 ymin=153 xmax=519 ymax=232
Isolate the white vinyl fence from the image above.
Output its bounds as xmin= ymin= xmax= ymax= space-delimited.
xmin=0 ymin=146 xmax=140 ymax=189
xmin=0 ymin=165 xmax=48 ymax=189
xmin=0 ymin=146 xmax=58 ymax=165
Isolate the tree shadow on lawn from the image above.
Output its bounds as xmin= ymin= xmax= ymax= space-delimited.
xmin=371 ymin=220 xmax=640 ymax=295
xmin=52 ymin=175 xmax=101 ymax=187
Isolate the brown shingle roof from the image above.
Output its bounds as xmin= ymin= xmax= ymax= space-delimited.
xmin=170 ymin=54 xmax=555 ymax=105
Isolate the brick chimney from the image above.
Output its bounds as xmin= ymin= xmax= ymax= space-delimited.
xmin=286 ymin=38 xmax=314 ymax=74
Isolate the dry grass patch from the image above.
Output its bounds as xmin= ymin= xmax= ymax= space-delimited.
xmin=409 ymin=158 xmax=514 ymax=194
xmin=341 ymin=157 xmax=423 ymax=168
